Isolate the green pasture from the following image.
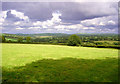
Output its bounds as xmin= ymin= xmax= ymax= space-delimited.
xmin=6 ymin=38 xmax=17 ymax=42
xmin=6 ymin=38 xmax=26 ymax=42
xmin=94 ymin=41 xmax=119 ymax=44
xmin=2 ymin=43 xmax=118 ymax=82
xmin=35 ymin=36 xmax=52 ymax=38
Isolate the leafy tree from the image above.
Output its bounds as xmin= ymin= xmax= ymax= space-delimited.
xmin=113 ymin=42 xmax=118 ymax=45
xmin=95 ymin=42 xmax=103 ymax=45
xmin=18 ymin=37 xmax=23 ymax=43
xmin=8 ymin=40 xmax=12 ymax=43
xmin=2 ymin=36 xmax=6 ymax=42
xmin=26 ymin=37 xmax=31 ymax=43
xmin=67 ymin=34 xmax=81 ymax=46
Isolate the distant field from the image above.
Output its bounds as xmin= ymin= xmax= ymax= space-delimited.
xmin=5 ymin=36 xmax=52 ymax=42
xmin=5 ymin=38 xmax=27 ymax=42
xmin=2 ymin=43 xmax=118 ymax=82
xmin=94 ymin=41 xmax=119 ymax=44
xmin=35 ymin=36 xmax=52 ymax=38
xmin=6 ymin=38 xmax=17 ymax=42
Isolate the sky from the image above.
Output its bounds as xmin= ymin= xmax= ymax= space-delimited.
xmin=0 ymin=2 xmax=118 ymax=34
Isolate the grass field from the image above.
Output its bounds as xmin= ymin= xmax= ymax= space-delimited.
xmin=94 ymin=41 xmax=119 ymax=44
xmin=2 ymin=43 xmax=118 ymax=82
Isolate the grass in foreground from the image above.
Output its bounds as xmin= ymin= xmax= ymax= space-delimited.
xmin=2 ymin=43 xmax=118 ymax=82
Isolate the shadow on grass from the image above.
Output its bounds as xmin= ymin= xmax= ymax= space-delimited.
xmin=2 ymin=58 xmax=118 ymax=82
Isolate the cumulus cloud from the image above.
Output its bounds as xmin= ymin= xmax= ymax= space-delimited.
xmin=83 ymin=27 xmax=95 ymax=30
xmin=16 ymin=27 xmax=24 ymax=30
xmin=0 ymin=11 xmax=8 ymax=25
xmin=10 ymin=10 xmax=29 ymax=22
xmin=80 ymin=15 xmax=117 ymax=27
xmin=2 ymin=2 xmax=118 ymax=21
xmin=99 ymin=22 xmax=105 ymax=26
xmin=108 ymin=20 xmax=116 ymax=25
xmin=33 ymin=11 xmax=62 ymax=28
xmin=51 ymin=11 xmax=62 ymax=23
xmin=14 ymin=21 xmax=21 ymax=25
xmin=0 ymin=9 xmax=30 ymax=26
xmin=1 ymin=2 xmax=118 ymax=34
xmin=28 ymin=26 xmax=41 ymax=29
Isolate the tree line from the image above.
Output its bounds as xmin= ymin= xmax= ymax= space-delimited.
xmin=0 ymin=34 xmax=119 ymax=49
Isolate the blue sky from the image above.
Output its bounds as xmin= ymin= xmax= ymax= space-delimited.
xmin=0 ymin=2 xmax=118 ymax=34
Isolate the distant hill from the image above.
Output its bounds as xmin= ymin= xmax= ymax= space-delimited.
xmin=1 ymin=33 xmax=118 ymax=37
xmin=1 ymin=33 xmax=70 ymax=37
xmin=16 ymin=33 xmax=70 ymax=37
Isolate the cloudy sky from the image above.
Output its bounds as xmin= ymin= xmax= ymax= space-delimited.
xmin=0 ymin=2 xmax=118 ymax=34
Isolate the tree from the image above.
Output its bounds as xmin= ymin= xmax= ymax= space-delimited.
xmin=26 ymin=36 xmax=31 ymax=43
xmin=18 ymin=37 xmax=23 ymax=43
xmin=2 ymin=36 xmax=6 ymax=42
xmin=67 ymin=34 xmax=81 ymax=46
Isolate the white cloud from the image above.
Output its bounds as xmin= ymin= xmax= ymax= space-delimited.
xmin=33 ymin=11 xmax=62 ymax=28
xmin=81 ymin=18 xmax=99 ymax=26
xmin=80 ymin=15 xmax=117 ymax=26
xmin=51 ymin=12 xmax=62 ymax=23
xmin=1 ymin=7 xmax=117 ymax=34
xmin=99 ymin=22 xmax=105 ymax=26
xmin=13 ymin=21 xmax=33 ymax=27
xmin=0 ymin=11 xmax=8 ymax=25
xmin=14 ymin=21 xmax=21 ymax=25
xmin=11 ymin=10 xmax=29 ymax=22
xmin=54 ymin=24 xmax=95 ymax=31
xmin=54 ymin=25 xmax=65 ymax=30
xmin=28 ymin=26 xmax=41 ymax=29
xmin=119 ymin=7 xmax=120 ymax=14
xmin=0 ymin=10 xmax=30 ymax=26
xmin=33 ymin=21 xmax=42 ymax=26
xmin=108 ymin=20 xmax=116 ymax=25
xmin=89 ymin=27 xmax=95 ymax=29
xmin=16 ymin=27 xmax=24 ymax=30
xmin=82 ymin=27 xmax=89 ymax=29
xmin=82 ymin=27 xmax=95 ymax=30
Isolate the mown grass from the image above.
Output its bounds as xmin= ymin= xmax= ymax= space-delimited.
xmin=2 ymin=43 xmax=118 ymax=82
